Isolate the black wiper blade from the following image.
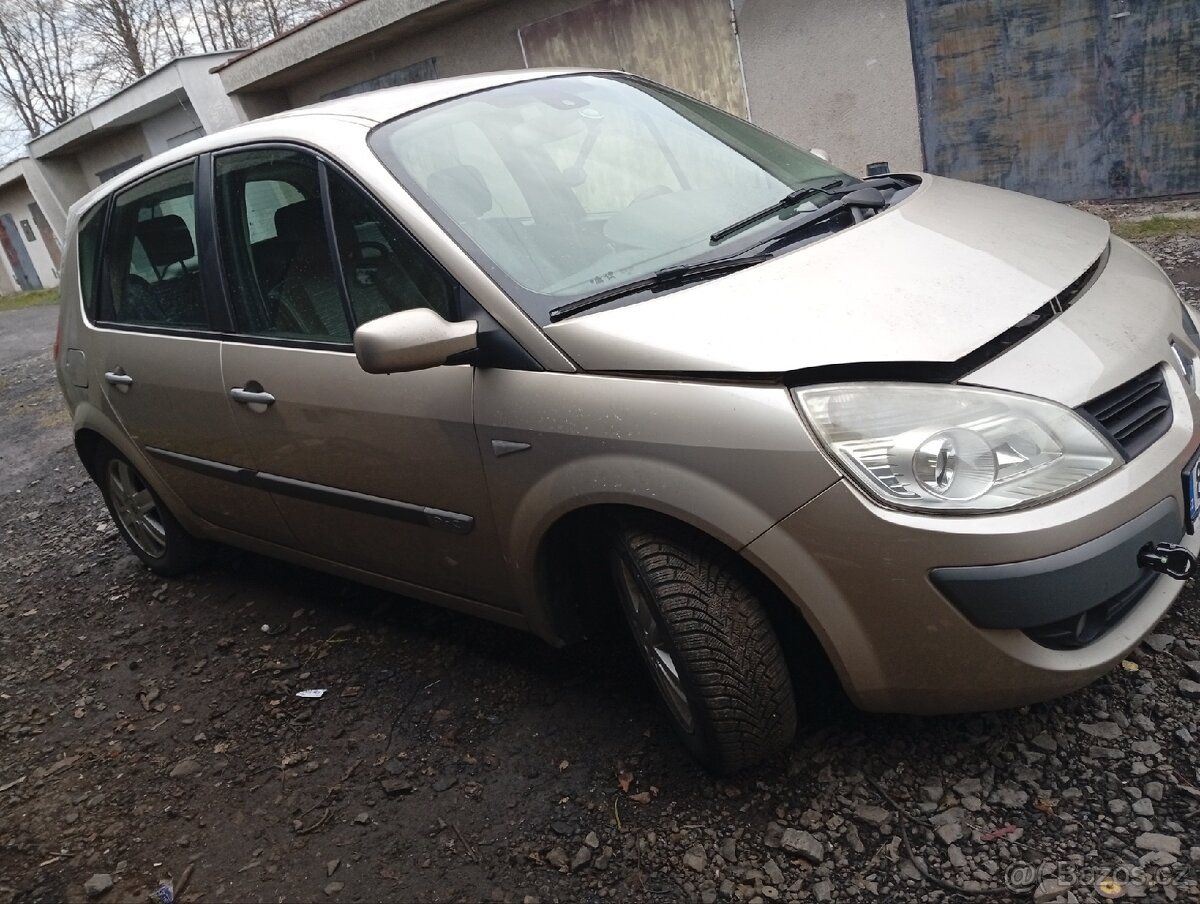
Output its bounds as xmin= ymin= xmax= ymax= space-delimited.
xmin=747 ymin=186 xmax=887 ymax=252
xmin=548 ymin=253 xmax=773 ymax=323
xmin=710 ymin=182 xmax=842 ymax=245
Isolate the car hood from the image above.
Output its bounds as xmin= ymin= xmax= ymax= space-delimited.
xmin=544 ymin=174 xmax=1111 ymax=374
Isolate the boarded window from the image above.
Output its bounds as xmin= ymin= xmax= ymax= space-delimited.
xmin=96 ymin=156 xmax=144 ymax=184
xmin=321 ymin=58 xmax=437 ymax=101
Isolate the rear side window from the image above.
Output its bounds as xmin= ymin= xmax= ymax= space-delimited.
xmin=99 ymin=163 xmax=207 ymax=329
xmin=76 ymin=203 xmax=106 ymax=318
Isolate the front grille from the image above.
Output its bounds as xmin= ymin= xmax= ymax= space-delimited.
xmin=1079 ymin=366 xmax=1172 ymax=460
xmin=1025 ymin=570 xmax=1156 ymax=650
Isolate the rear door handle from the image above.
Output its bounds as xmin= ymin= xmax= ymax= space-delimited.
xmin=104 ymin=370 xmax=133 ymax=386
xmin=230 ymin=387 xmax=276 ymax=406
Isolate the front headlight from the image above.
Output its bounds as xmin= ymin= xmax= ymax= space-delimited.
xmin=794 ymin=383 xmax=1120 ymax=513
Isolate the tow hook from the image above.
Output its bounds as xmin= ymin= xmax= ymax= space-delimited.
xmin=1137 ymin=542 xmax=1197 ymax=580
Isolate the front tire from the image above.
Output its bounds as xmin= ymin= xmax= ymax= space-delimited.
xmin=611 ymin=521 xmax=797 ymax=773
xmin=97 ymin=446 xmax=206 ymax=576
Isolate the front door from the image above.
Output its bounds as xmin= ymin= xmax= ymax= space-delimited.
xmin=93 ymin=161 xmax=294 ymax=546
xmin=211 ymin=147 xmax=513 ymax=606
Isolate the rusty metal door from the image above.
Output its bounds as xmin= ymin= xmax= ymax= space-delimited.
xmin=0 ymin=213 xmax=39 ymax=292
xmin=519 ymin=0 xmax=748 ymax=118
xmin=908 ymin=0 xmax=1199 ymax=201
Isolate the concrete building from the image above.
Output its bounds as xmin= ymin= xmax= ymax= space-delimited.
xmin=2 ymin=0 xmax=1195 ymax=297
xmin=20 ymin=49 xmax=243 ymax=278
xmin=0 ymin=158 xmax=60 ymax=294
xmin=211 ymin=0 xmax=1199 ymax=203
xmin=213 ymin=0 xmax=924 ymax=182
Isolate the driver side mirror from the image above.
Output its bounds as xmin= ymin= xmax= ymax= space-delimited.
xmin=354 ymin=308 xmax=478 ymax=374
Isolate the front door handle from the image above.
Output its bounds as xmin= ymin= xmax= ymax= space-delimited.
xmin=230 ymin=387 xmax=276 ymax=406
xmin=104 ymin=370 xmax=133 ymax=386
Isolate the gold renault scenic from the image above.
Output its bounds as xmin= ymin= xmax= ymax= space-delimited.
xmin=56 ymin=70 xmax=1200 ymax=772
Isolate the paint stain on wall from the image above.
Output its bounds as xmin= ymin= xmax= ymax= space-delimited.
xmin=908 ymin=0 xmax=1199 ymax=201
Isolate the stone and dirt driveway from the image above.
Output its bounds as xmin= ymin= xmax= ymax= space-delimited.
xmin=2 ymin=207 xmax=1199 ymax=904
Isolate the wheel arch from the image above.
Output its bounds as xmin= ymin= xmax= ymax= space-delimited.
xmin=69 ymin=403 xmax=198 ymax=533
xmin=531 ymin=501 xmax=840 ymax=703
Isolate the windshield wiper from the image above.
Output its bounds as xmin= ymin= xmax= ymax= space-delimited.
xmin=710 ymin=182 xmax=844 ymax=244
xmin=744 ymin=186 xmax=887 ymax=252
xmin=709 ymin=179 xmax=888 ymax=245
xmin=548 ymin=253 xmax=773 ymax=323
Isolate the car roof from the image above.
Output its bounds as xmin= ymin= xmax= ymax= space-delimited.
xmin=68 ymin=67 xmax=602 ymax=222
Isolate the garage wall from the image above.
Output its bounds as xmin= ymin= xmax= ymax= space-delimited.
xmin=271 ymin=0 xmax=746 ymax=119
xmin=0 ymin=181 xmax=59 ymax=290
xmin=280 ymin=0 xmax=595 ymax=108
xmin=734 ymin=0 xmax=923 ymax=178
xmin=908 ymin=0 xmax=1200 ymax=201
xmin=76 ymin=127 xmax=153 ymax=191
xmin=520 ymin=0 xmax=747 ymax=117
xmin=140 ymin=103 xmax=206 ymax=156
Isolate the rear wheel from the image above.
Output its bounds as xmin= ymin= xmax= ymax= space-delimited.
xmin=611 ymin=520 xmax=797 ymax=773
xmin=97 ymin=446 xmax=206 ymax=576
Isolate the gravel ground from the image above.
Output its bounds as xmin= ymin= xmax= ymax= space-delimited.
xmin=2 ymin=206 xmax=1200 ymax=904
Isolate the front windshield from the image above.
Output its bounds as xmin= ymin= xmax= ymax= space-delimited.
xmin=369 ymin=75 xmax=850 ymax=323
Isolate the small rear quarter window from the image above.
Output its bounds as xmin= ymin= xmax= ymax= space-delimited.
xmin=77 ymin=203 xmax=106 ymax=319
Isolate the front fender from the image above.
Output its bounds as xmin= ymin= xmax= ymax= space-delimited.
xmin=473 ymin=369 xmax=839 ymax=642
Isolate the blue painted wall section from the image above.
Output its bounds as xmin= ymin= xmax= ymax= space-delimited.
xmin=907 ymin=0 xmax=1199 ymax=201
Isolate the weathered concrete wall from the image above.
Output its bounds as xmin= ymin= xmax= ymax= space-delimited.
xmin=908 ymin=0 xmax=1200 ymax=201
xmin=23 ymin=52 xmax=242 ymax=227
xmin=75 ymin=127 xmax=153 ymax=191
xmin=140 ymin=103 xmax=205 ymax=156
xmin=27 ymin=157 xmax=90 ymax=237
xmin=277 ymin=0 xmax=599 ymax=108
xmin=734 ymin=0 xmax=923 ymax=178
xmin=176 ymin=55 xmax=245 ymax=135
xmin=519 ymin=0 xmax=747 ymax=117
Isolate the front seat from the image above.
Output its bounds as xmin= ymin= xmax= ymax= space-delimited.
xmin=267 ymin=199 xmax=351 ymax=341
xmin=425 ymin=165 xmax=548 ymax=287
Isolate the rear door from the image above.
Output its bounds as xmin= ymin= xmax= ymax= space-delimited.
xmin=90 ymin=160 xmax=293 ymax=545
xmin=211 ymin=146 xmax=513 ymax=606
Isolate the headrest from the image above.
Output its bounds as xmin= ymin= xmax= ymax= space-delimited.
xmin=134 ymin=215 xmax=194 ymax=267
xmin=426 ymin=165 xmax=492 ymax=219
xmin=274 ymin=198 xmax=325 ymax=246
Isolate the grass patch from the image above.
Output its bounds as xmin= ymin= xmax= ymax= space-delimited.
xmin=0 ymin=288 xmax=59 ymax=312
xmin=1111 ymin=216 xmax=1200 ymax=241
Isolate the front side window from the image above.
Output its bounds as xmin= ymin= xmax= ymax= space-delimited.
xmin=100 ymin=163 xmax=207 ymax=329
xmin=370 ymin=74 xmax=850 ymax=323
xmin=325 ymin=169 xmax=456 ymax=327
xmin=214 ymin=147 xmax=461 ymax=344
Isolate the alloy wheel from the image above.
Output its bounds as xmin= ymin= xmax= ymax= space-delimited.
xmin=107 ymin=459 xmax=167 ymax=559
xmin=616 ymin=558 xmax=695 ymax=733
